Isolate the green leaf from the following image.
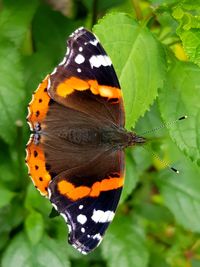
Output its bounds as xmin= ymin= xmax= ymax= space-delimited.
xmin=120 ymin=152 xmax=139 ymax=203
xmin=25 ymin=184 xmax=51 ymax=215
xmin=93 ymin=13 xmax=166 ymax=129
xmin=158 ymin=60 xmax=200 ymax=166
xmin=179 ymin=29 xmax=200 ymax=67
xmin=0 ymin=38 xmax=24 ymax=144
xmin=138 ymin=203 xmax=173 ymax=223
xmin=181 ymin=0 xmax=200 ymax=10
xmin=0 ymin=184 xmax=15 ymax=208
xmin=0 ymin=232 xmax=9 ymax=251
xmin=156 ymin=155 xmax=200 ymax=232
xmin=32 ymin=5 xmax=78 ymax=63
xmin=82 ymin=0 xmax=125 ymax=12
xmin=0 ymin=0 xmax=39 ymax=48
xmin=149 ymin=252 xmax=170 ymax=267
xmin=1 ymin=233 xmax=70 ymax=267
xmin=132 ymin=146 xmax=153 ymax=174
xmin=172 ymin=5 xmax=200 ymax=67
xmin=25 ymin=211 xmax=44 ymax=245
xmin=0 ymin=141 xmax=16 ymax=186
xmin=102 ymin=216 xmax=149 ymax=267
xmin=0 ymin=202 xmax=25 ymax=234
xmin=135 ymin=101 xmax=166 ymax=138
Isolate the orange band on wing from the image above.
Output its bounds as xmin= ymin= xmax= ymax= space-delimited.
xmin=27 ymin=75 xmax=51 ymax=129
xmin=56 ymin=77 xmax=121 ymax=101
xmin=26 ymin=137 xmax=51 ymax=196
xmin=57 ymin=176 xmax=124 ymax=201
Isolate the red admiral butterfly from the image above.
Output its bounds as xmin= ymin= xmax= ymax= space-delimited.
xmin=26 ymin=27 xmax=145 ymax=254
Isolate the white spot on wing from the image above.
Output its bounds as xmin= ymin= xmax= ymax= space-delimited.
xmin=89 ymin=55 xmax=112 ymax=68
xmin=72 ymin=243 xmax=87 ymax=255
xmin=91 ymin=210 xmax=115 ymax=223
xmin=92 ymin=233 xmax=102 ymax=240
xmin=77 ymin=214 xmax=87 ymax=224
xmin=79 ymin=47 xmax=83 ymax=52
xmin=79 ymin=205 xmax=84 ymax=209
xmin=81 ymin=227 xmax=85 ymax=233
xmin=77 ymin=68 xmax=81 ymax=73
xmin=75 ymin=54 xmax=85 ymax=64
xmin=89 ymin=39 xmax=98 ymax=46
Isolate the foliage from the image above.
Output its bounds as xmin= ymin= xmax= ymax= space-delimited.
xmin=0 ymin=0 xmax=200 ymax=267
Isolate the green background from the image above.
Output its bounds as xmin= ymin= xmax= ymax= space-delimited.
xmin=0 ymin=0 xmax=200 ymax=266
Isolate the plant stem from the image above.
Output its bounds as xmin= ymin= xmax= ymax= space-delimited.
xmin=132 ymin=0 xmax=143 ymax=20
xmin=92 ymin=0 xmax=98 ymax=27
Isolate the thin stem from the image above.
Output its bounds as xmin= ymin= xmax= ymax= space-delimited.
xmin=132 ymin=0 xmax=143 ymax=20
xmin=91 ymin=0 xmax=98 ymax=27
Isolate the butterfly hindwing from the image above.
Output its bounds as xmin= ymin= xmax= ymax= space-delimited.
xmin=48 ymin=149 xmax=124 ymax=254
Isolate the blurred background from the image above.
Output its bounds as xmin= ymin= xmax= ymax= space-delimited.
xmin=0 ymin=0 xmax=200 ymax=267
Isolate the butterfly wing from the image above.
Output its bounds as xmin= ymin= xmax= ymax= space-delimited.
xmin=26 ymin=27 xmax=126 ymax=254
xmin=48 ymin=148 xmax=124 ymax=254
xmin=47 ymin=27 xmax=125 ymax=127
xmin=26 ymin=76 xmax=52 ymax=196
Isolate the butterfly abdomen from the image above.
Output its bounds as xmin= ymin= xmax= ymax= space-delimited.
xmin=57 ymin=126 xmax=140 ymax=148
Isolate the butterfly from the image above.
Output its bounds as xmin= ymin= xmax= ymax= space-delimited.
xmin=26 ymin=27 xmax=145 ymax=254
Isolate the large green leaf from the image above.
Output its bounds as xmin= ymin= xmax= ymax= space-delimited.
xmin=158 ymin=59 xmax=200 ymax=166
xmin=32 ymin=5 xmax=78 ymax=63
xmin=25 ymin=184 xmax=51 ymax=215
xmin=0 ymin=200 xmax=25 ymax=231
xmin=0 ymin=38 xmax=24 ymax=144
xmin=102 ymin=216 xmax=149 ymax=267
xmin=0 ymin=184 xmax=15 ymax=208
xmin=0 ymin=0 xmax=38 ymax=48
xmin=93 ymin=13 xmax=166 ymax=129
xmin=1 ymin=233 xmax=70 ymax=267
xmin=156 ymin=155 xmax=200 ymax=232
xmin=25 ymin=211 xmax=44 ymax=245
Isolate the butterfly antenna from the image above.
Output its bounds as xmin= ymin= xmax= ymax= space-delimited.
xmin=139 ymin=115 xmax=188 ymax=136
xmin=141 ymin=143 xmax=179 ymax=174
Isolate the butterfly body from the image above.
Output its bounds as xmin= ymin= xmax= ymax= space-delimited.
xmin=33 ymin=120 xmax=140 ymax=148
xmin=26 ymin=27 xmax=144 ymax=254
